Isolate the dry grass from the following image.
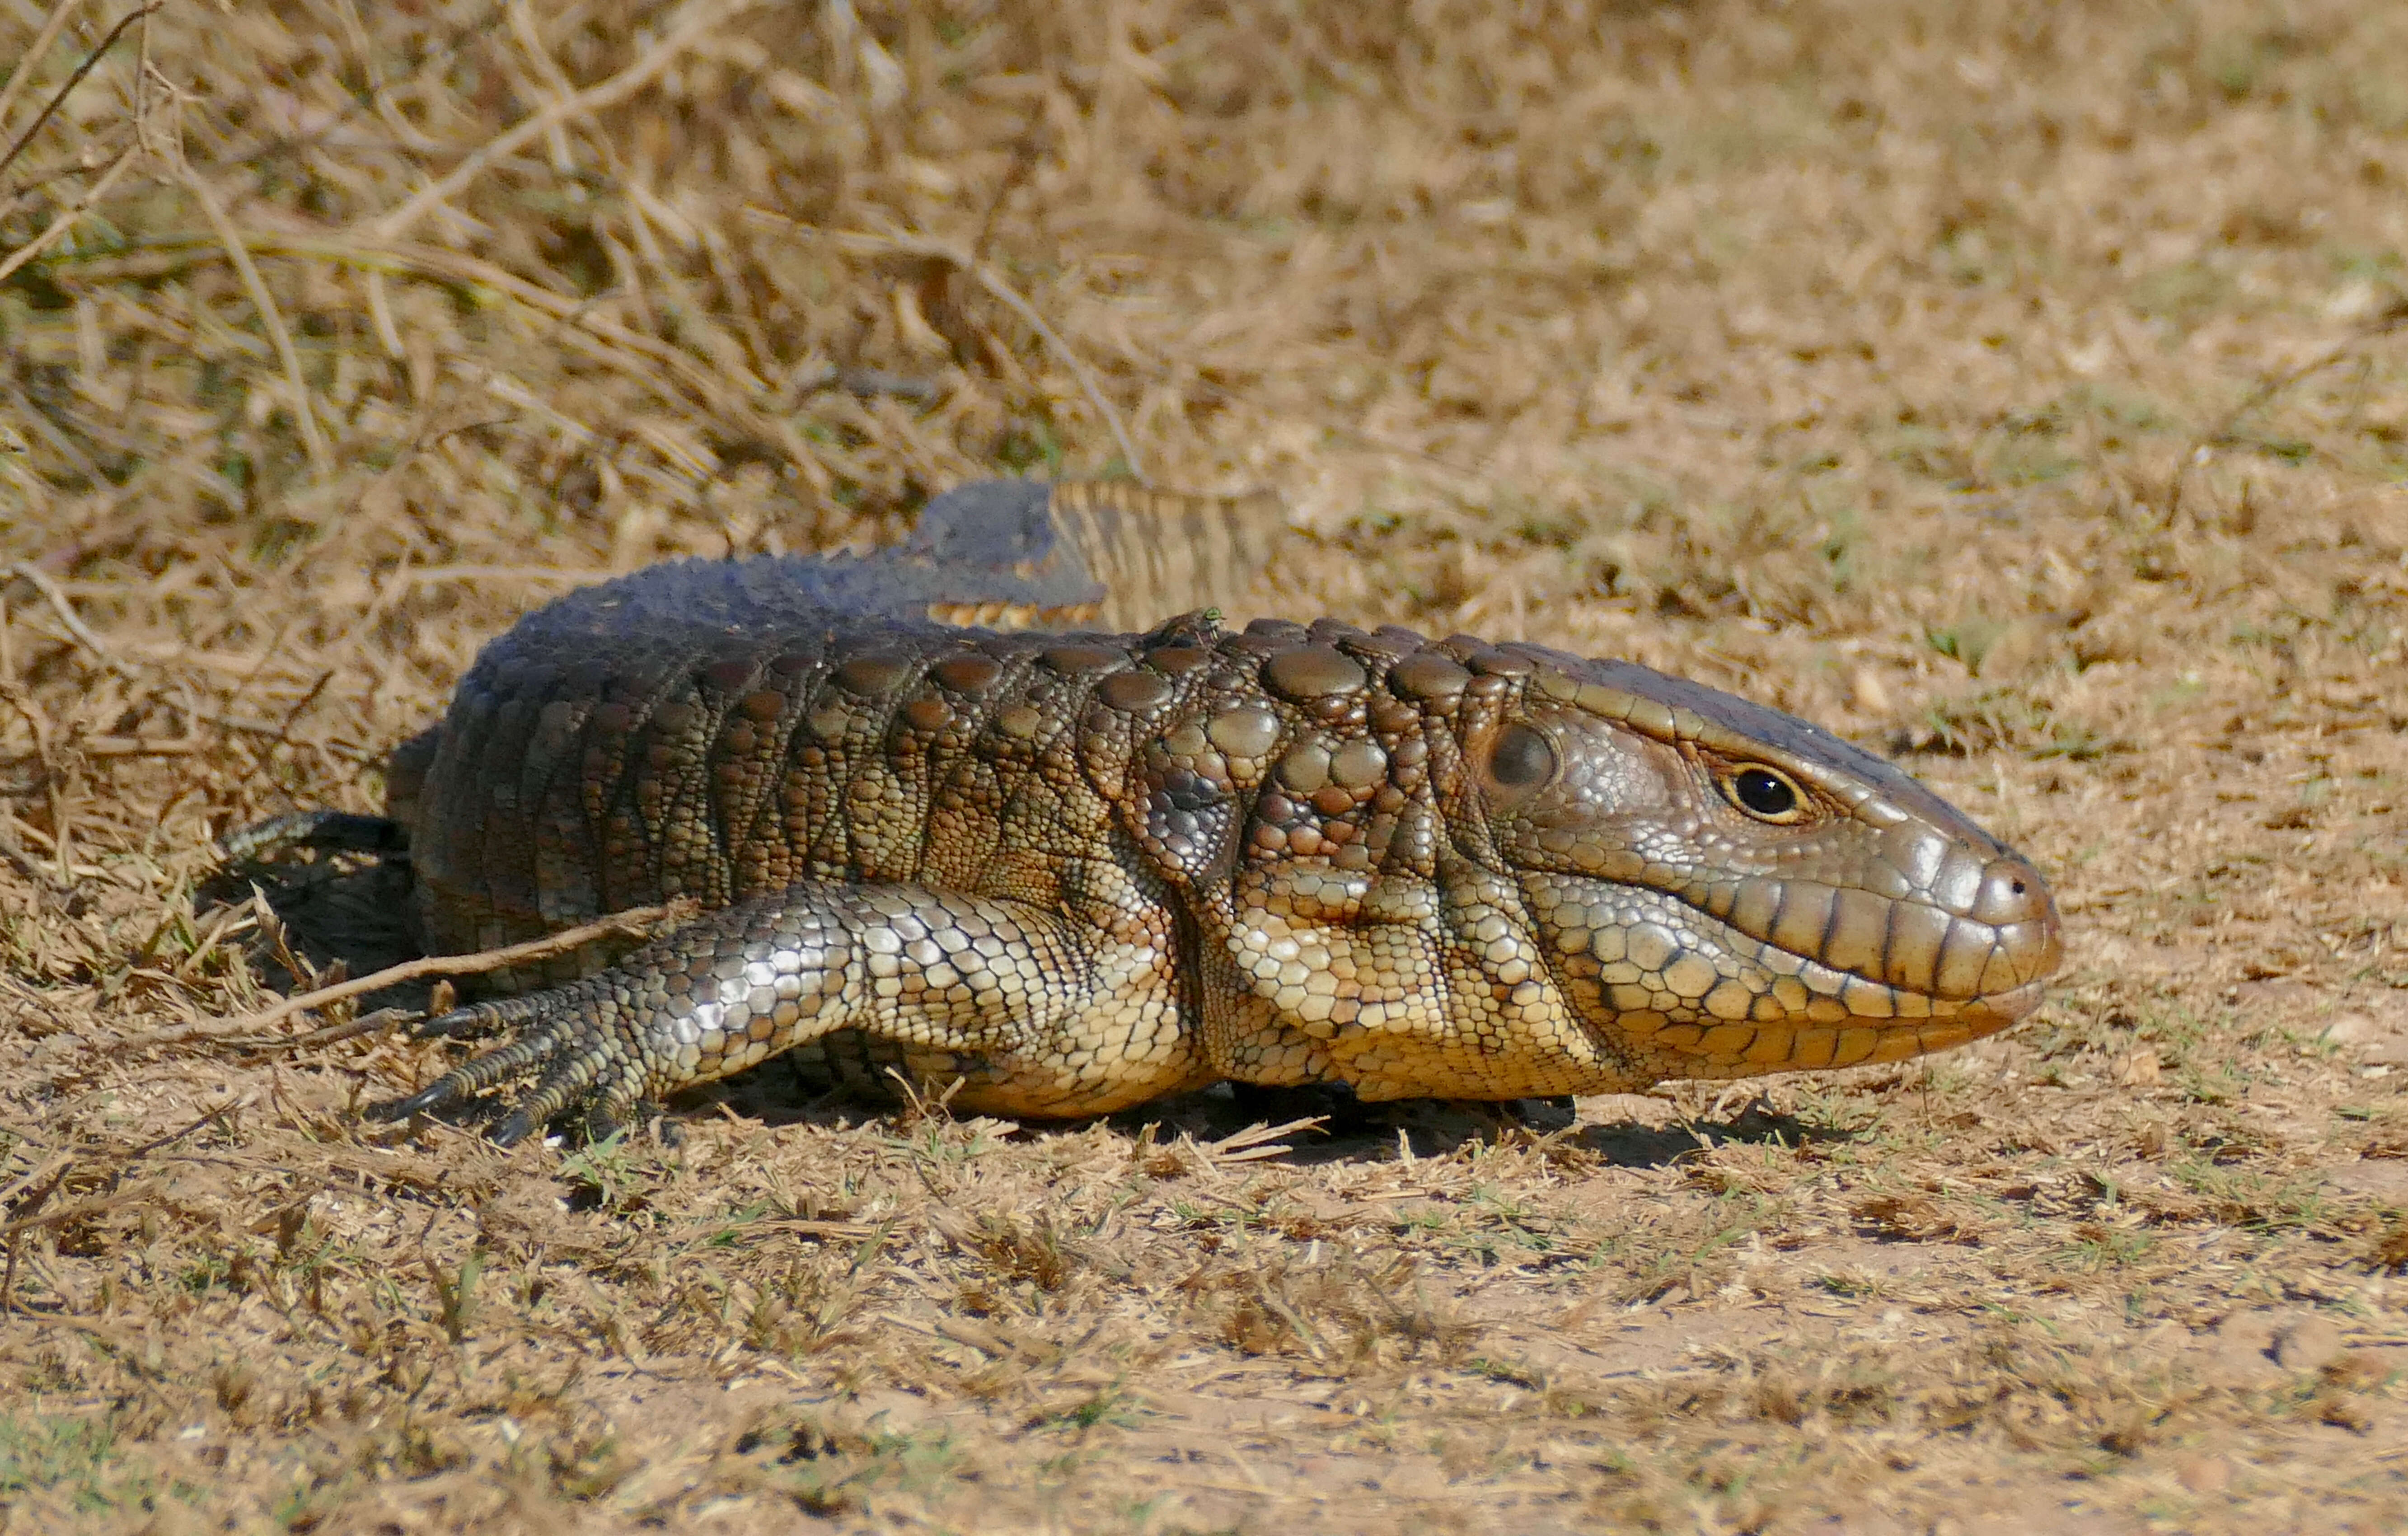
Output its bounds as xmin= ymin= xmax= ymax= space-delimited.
xmin=3 ymin=0 xmax=2408 ymax=1529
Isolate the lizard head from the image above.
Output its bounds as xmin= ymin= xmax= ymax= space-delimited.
xmin=1431 ymin=638 xmax=2062 ymax=1085
xmin=1123 ymin=620 xmax=2062 ymax=1098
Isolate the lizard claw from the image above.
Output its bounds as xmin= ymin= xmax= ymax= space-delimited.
xmin=370 ymin=986 xmax=649 ymax=1147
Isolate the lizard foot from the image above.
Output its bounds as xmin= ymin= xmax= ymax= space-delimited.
xmin=367 ymin=895 xmax=859 ymax=1146
xmin=369 ymin=986 xmax=654 ymax=1147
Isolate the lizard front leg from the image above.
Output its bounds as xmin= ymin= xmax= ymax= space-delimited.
xmin=369 ymin=882 xmax=1197 ymax=1144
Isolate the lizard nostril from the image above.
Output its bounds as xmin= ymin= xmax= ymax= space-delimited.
xmin=1972 ymin=858 xmax=2052 ymax=926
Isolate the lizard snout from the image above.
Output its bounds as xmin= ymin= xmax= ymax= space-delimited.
xmin=1862 ymin=843 xmax=2063 ymax=1007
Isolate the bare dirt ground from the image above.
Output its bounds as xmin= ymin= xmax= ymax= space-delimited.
xmin=2 ymin=0 xmax=2406 ymax=1529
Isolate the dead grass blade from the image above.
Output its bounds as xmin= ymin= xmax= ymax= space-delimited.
xmin=0 ymin=141 xmax=138 ymax=286
xmin=121 ymin=898 xmax=698 ymax=1050
xmin=0 ymin=0 xmax=93 ymax=169
xmin=0 ymin=1154 xmax=76 ymax=1216
xmin=56 ymin=230 xmax=804 ymax=456
xmin=0 ymin=1181 xmax=164 ymax=1246
xmin=2210 ymin=310 xmax=2408 ymax=451
xmin=1201 ymin=1117 xmax=1326 ymax=1165
xmin=4 ymin=562 xmax=129 ymax=674
xmin=742 ymin=208 xmax=1148 ymax=482
xmin=174 ymin=167 xmax=334 ymax=481
xmin=366 ymin=0 xmax=756 ymax=243
xmin=0 ymin=3 xmax=156 ymax=183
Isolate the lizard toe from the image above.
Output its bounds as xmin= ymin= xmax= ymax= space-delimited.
xmin=370 ymin=992 xmax=600 ymax=1129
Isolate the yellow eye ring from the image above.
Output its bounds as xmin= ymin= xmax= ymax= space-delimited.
xmin=1720 ymin=764 xmax=1808 ymax=824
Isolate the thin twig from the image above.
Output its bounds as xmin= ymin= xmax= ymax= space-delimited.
xmin=0 ymin=3 xmax=159 ymax=182
xmin=784 ymin=363 xmax=941 ymax=404
xmin=962 ymin=262 xmax=1148 ymax=480
xmin=120 ymin=899 xmax=697 ymax=1051
xmin=0 ymin=818 xmax=77 ymax=904
xmin=122 ymin=1094 xmax=253 ymax=1157
xmin=0 ymin=0 xmax=89 ymax=168
xmin=177 ymin=165 xmax=334 ymax=480
xmin=0 ymin=140 xmax=137 ymax=286
xmin=740 ymin=208 xmax=1149 ymax=482
xmin=969 ymin=100 xmax=1051 ymax=262
xmin=0 ymin=1160 xmax=75 ymax=1311
xmin=0 ymin=1155 xmax=74 ymax=1217
xmin=0 ymin=1181 xmax=163 ymax=1243
xmin=4 ymin=560 xmax=128 ymax=674
xmin=329 ymin=0 xmax=448 ymax=158
xmin=0 ymin=133 xmax=130 ymax=212
xmin=367 ymin=0 xmax=754 ymax=243
xmin=506 ymin=0 xmax=586 ymax=173
xmin=223 ymin=0 xmax=497 ymax=174
xmin=131 ymin=0 xmax=150 ymax=155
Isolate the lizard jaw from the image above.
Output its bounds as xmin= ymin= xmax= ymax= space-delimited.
xmin=1527 ymin=874 xmax=2054 ymax=1080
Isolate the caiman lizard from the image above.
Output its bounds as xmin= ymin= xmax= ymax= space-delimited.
xmin=229 ymin=480 xmax=2063 ymax=1144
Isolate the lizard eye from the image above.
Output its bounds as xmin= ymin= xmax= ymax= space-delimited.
xmin=1487 ymin=724 xmax=1556 ymax=787
xmin=1722 ymin=764 xmax=1807 ymax=823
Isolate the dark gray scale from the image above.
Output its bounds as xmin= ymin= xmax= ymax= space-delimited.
xmin=709 ymin=655 xmax=811 ymax=899
xmin=947 ymin=642 xmax=1098 ymax=890
xmin=528 ymin=659 xmax=611 ymax=933
xmin=410 ymin=678 xmax=494 ymax=949
xmin=570 ymin=640 xmax=713 ymax=916
xmin=942 ymin=630 xmax=1094 ymax=902
xmin=915 ymin=641 xmax=1046 ymax=892
xmin=1137 ymin=764 xmax=1234 ymax=885
xmin=642 ymin=673 xmax=755 ymax=910
xmin=775 ymin=630 xmax=918 ymax=883
xmin=406 ymin=474 xmax=1133 ymax=936
xmin=469 ymin=656 xmax=553 ymax=927
xmin=817 ymin=643 xmax=942 ymax=885
xmin=669 ymin=651 xmax=776 ymax=901
xmin=1120 ymin=642 xmax=1241 ymax=891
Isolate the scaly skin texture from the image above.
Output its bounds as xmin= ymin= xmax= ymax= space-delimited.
xmin=358 ymin=480 xmax=2062 ymax=1143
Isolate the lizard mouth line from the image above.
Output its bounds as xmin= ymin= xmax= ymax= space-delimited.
xmin=1721 ymin=898 xmax=2056 ymax=1023
xmin=1552 ymin=885 xmax=2054 ymax=1076
xmin=1667 ymin=862 xmax=2061 ymax=1008
xmin=1616 ymin=965 xmax=2047 ymax=1073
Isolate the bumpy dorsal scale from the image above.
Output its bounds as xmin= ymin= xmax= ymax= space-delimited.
xmin=345 ymin=481 xmax=2061 ymax=1143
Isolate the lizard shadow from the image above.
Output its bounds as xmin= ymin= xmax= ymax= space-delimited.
xmin=1171 ymin=1087 xmax=1855 ymax=1169
xmin=199 ymin=855 xmax=433 ymax=1007
xmin=1571 ymin=1102 xmax=1853 ymax=1168
xmin=683 ymin=1071 xmax=1856 ymax=1170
